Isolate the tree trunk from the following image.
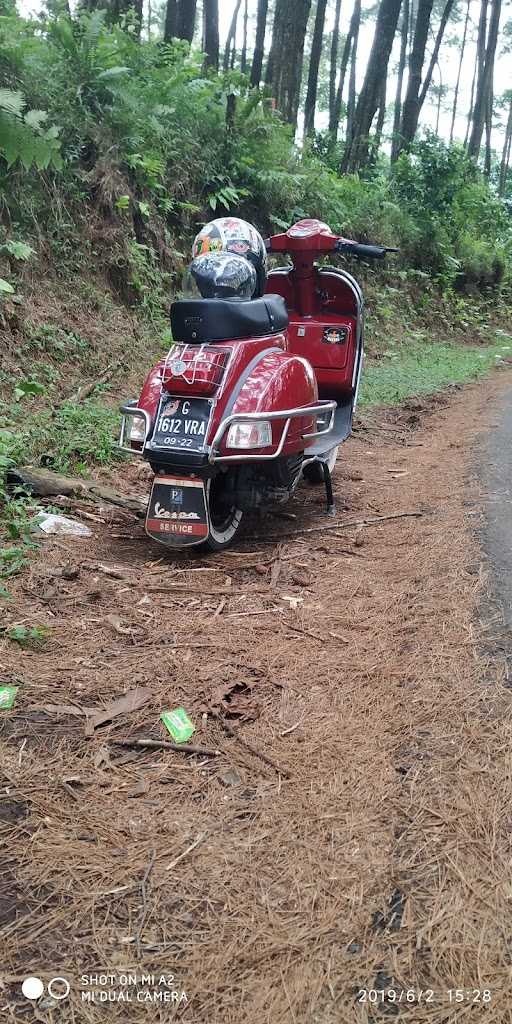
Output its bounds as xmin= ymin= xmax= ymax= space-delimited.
xmin=176 ymin=0 xmax=196 ymax=42
xmin=342 ymin=0 xmax=402 ymax=172
xmin=398 ymin=0 xmax=434 ymax=150
xmin=464 ymin=46 xmax=478 ymax=146
xmin=484 ymin=88 xmax=492 ymax=176
xmin=203 ymin=0 xmax=219 ymax=71
xmin=391 ymin=0 xmax=409 ymax=161
xmin=133 ymin=0 xmax=143 ymax=36
xmin=417 ymin=0 xmax=455 ymax=109
xmin=223 ymin=0 xmax=242 ymax=71
xmin=475 ymin=0 xmax=489 ymax=96
xmin=498 ymin=96 xmax=512 ymax=195
xmin=251 ymin=0 xmax=269 ymax=86
xmin=371 ymin=77 xmax=387 ymax=162
xmin=408 ymin=0 xmax=416 ymax=45
xmin=241 ymin=0 xmax=249 ymax=72
xmin=164 ymin=0 xmax=177 ymax=41
xmin=329 ymin=0 xmax=343 ymax=133
xmin=304 ymin=0 xmax=328 ymax=136
xmin=468 ymin=0 xmax=501 ymax=159
xmin=266 ymin=0 xmax=312 ymax=128
xmin=434 ymin=74 xmax=443 ymax=134
xmin=449 ymin=0 xmax=470 ymax=143
xmin=346 ymin=3 xmax=360 ymax=144
xmin=332 ymin=0 xmax=361 ymax=137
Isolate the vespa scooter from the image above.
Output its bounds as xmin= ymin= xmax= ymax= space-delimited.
xmin=119 ymin=218 xmax=395 ymax=551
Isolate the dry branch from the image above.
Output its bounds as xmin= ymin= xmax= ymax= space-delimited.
xmin=111 ymin=738 xmax=221 ymax=757
xmin=249 ymin=509 xmax=426 ymax=541
xmin=211 ymin=710 xmax=291 ymax=778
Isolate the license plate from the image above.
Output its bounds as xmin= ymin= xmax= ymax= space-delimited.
xmin=145 ymin=475 xmax=209 ymax=547
xmin=150 ymin=396 xmax=212 ymax=453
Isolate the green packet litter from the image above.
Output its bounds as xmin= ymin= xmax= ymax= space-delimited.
xmin=0 ymin=686 xmax=18 ymax=710
xmin=160 ymin=707 xmax=195 ymax=743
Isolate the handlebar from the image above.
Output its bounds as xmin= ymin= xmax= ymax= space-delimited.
xmin=335 ymin=240 xmax=399 ymax=260
xmin=264 ymin=233 xmax=398 ymax=259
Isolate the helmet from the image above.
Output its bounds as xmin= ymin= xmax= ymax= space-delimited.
xmin=192 ymin=217 xmax=267 ymax=297
xmin=190 ymin=251 xmax=257 ymax=300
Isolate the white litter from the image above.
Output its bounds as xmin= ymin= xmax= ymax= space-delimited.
xmin=34 ymin=513 xmax=92 ymax=537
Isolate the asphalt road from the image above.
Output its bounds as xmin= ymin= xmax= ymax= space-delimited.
xmin=481 ymin=383 xmax=512 ymax=627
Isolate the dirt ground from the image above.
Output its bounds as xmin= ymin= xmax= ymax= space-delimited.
xmin=1 ymin=374 xmax=512 ymax=1023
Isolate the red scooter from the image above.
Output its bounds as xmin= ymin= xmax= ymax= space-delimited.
xmin=120 ymin=219 xmax=394 ymax=550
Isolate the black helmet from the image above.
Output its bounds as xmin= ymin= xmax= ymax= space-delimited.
xmin=192 ymin=217 xmax=267 ymax=298
xmin=190 ymin=251 xmax=257 ymax=300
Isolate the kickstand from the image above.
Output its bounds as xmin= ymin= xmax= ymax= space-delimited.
xmin=321 ymin=462 xmax=336 ymax=517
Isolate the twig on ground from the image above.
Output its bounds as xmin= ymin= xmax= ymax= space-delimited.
xmin=69 ymin=361 xmax=122 ymax=403
xmin=60 ymin=780 xmax=80 ymax=802
xmin=135 ymin=847 xmax=156 ymax=958
xmin=280 ymin=718 xmax=304 ymax=738
xmin=249 ymin=509 xmax=426 ymax=542
xmin=211 ymin=710 xmax=291 ymax=778
xmin=111 ymin=738 xmax=221 ymax=756
xmin=18 ymin=738 xmax=27 ymax=768
xmin=166 ymin=832 xmax=207 ymax=872
xmin=283 ymin=623 xmax=327 ymax=643
xmin=146 ymin=584 xmax=256 ymax=596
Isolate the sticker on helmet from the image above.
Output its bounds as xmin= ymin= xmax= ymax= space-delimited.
xmin=229 ymin=241 xmax=250 ymax=254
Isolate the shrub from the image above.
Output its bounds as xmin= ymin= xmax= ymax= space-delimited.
xmin=0 ymin=15 xmax=510 ymax=297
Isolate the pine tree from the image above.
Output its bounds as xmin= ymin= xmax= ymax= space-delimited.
xmin=250 ymin=0 xmax=269 ymax=87
xmin=304 ymin=0 xmax=328 ymax=136
xmin=468 ymin=0 xmax=501 ymax=159
xmin=342 ymin=0 xmax=402 ymax=171
xmin=266 ymin=0 xmax=312 ymax=128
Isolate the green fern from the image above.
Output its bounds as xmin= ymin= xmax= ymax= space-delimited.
xmin=0 ymin=89 xmax=62 ymax=170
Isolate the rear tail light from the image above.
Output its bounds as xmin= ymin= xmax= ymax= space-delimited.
xmin=226 ymin=420 xmax=273 ymax=449
xmin=161 ymin=344 xmax=229 ymax=396
xmin=128 ymin=416 xmax=146 ymax=443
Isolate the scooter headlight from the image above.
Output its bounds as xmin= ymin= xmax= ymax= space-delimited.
xmin=226 ymin=420 xmax=272 ymax=449
xmin=128 ymin=415 xmax=146 ymax=443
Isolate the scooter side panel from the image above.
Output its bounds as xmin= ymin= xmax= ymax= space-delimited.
xmin=228 ymin=351 xmax=318 ymax=454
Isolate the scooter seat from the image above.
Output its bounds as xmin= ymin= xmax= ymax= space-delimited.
xmin=170 ymin=295 xmax=289 ymax=344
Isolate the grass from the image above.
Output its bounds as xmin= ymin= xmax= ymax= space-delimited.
xmin=1 ymin=397 xmax=124 ymax=477
xmin=0 ymin=395 xmax=123 ymax=599
xmin=359 ymin=337 xmax=511 ymax=407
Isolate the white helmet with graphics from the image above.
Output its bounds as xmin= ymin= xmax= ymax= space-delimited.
xmin=192 ymin=217 xmax=267 ymax=298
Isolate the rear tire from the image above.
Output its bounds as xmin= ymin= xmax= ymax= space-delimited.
xmin=198 ymin=476 xmax=243 ymax=552
xmin=303 ymin=445 xmax=339 ymax=484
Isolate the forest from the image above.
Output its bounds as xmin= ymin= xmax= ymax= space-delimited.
xmin=0 ymin=0 xmax=511 ymax=306
xmin=0 ymin=0 xmax=511 ymax=486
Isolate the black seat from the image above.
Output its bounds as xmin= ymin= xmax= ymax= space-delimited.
xmin=170 ymin=295 xmax=288 ymax=344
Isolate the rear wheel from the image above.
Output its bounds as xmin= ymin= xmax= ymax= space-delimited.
xmin=199 ymin=476 xmax=243 ymax=552
xmin=302 ymin=445 xmax=339 ymax=484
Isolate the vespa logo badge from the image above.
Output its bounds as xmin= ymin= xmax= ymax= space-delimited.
xmin=170 ymin=359 xmax=187 ymax=376
xmin=322 ymin=326 xmax=348 ymax=345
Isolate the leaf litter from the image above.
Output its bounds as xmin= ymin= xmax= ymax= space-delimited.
xmin=1 ymin=380 xmax=512 ymax=1020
